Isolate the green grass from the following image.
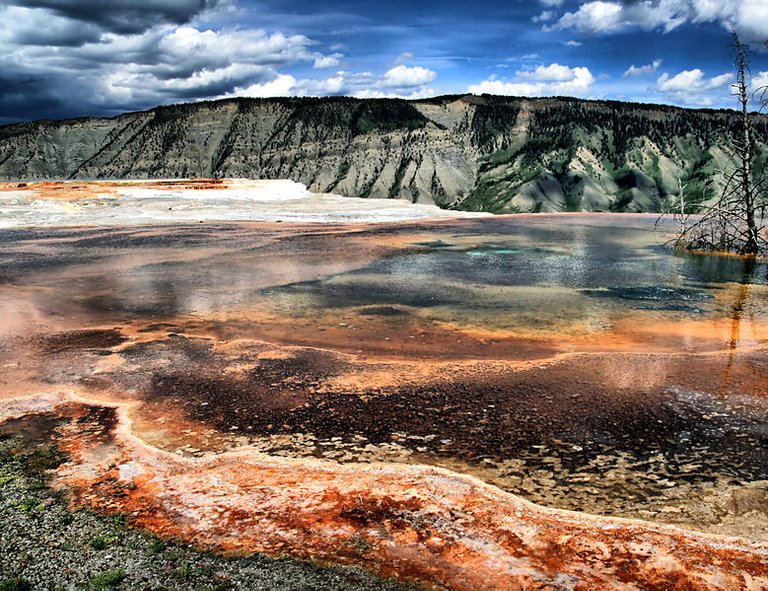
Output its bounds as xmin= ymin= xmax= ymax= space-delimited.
xmin=147 ymin=536 xmax=167 ymax=555
xmin=0 ymin=578 xmax=32 ymax=591
xmin=13 ymin=498 xmax=44 ymax=512
xmin=170 ymin=562 xmax=191 ymax=581
xmin=90 ymin=536 xmax=109 ymax=550
xmin=89 ymin=569 xmax=125 ymax=589
xmin=109 ymin=513 xmax=127 ymax=528
xmin=90 ymin=534 xmax=120 ymax=550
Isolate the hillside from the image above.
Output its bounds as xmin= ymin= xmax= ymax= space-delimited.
xmin=1 ymin=95 xmax=766 ymax=213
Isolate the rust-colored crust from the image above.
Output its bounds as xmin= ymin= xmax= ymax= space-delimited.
xmin=3 ymin=394 xmax=766 ymax=591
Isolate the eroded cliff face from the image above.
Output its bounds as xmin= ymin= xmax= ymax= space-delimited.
xmin=1 ymin=95 xmax=766 ymax=213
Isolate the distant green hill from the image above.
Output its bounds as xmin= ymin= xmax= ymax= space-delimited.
xmin=2 ymin=94 xmax=766 ymax=213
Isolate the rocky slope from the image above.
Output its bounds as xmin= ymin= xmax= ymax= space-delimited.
xmin=1 ymin=95 xmax=766 ymax=213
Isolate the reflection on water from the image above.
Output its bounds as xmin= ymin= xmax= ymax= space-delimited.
xmin=5 ymin=217 xmax=766 ymax=343
xmin=684 ymin=249 xmax=768 ymax=285
xmin=265 ymin=217 xmax=768 ymax=346
xmin=2 ymin=214 xmax=768 ymax=539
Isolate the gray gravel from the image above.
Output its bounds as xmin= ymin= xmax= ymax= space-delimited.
xmin=0 ymin=433 xmax=418 ymax=591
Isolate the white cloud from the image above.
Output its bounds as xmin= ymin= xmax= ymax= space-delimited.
xmin=313 ymin=66 xmax=436 ymax=98
xmin=221 ymin=64 xmax=439 ymax=101
xmin=656 ymin=68 xmax=733 ymax=104
xmin=624 ymin=59 xmax=662 ymax=77
xmin=95 ymin=26 xmax=314 ymax=103
xmin=520 ymin=63 xmax=582 ymax=81
xmin=0 ymin=1 xmax=363 ymax=120
xmin=699 ymin=0 xmax=768 ymax=40
xmin=468 ymin=63 xmax=595 ymax=98
xmin=553 ymin=1 xmax=625 ymax=33
xmin=299 ymin=71 xmax=361 ymax=95
xmin=540 ymin=0 xmax=566 ymax=5
xmin=156 ymin=26 xmax=313 ymax=71
xmin=657 ymin=69 xmax=732 ymax=92
xmin=313 ymin=53 xmax=343 ymax=69
xmin=533 ymin=10 xmax=556 ymax=23
xmin=0 ymin=13 xmax=353 ymax=115
xmin=753 ymin=71 xmax=768 ymax=91
xmin=564 ymin=40 xmax=583 ymax=47
xmin=382 ymin=64 xmax=437 ymax=88
xmin=221 ymin=74 xmax=298 ymax=98
xmin=753 ymin=72 xmax=768 ymax=109
xmin=551 ymin=0 xmax=768 ymax=39
xmin=353 ymin=87 xmax=436 ymax=100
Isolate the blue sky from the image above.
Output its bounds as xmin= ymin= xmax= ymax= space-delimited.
xmin=1 ymin=0 xmax=767 ymax=123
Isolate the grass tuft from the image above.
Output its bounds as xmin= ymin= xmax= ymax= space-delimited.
xmin=0 ymin=578 xmax=32 ymax=591
xmin=89 ymin=568 xmax=125 ymax=589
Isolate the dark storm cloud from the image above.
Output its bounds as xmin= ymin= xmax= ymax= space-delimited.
xmin=0 ymin=0 xmax=322 ymax=123
xmin=6 ymin=0 xmax=223 ymax=35
xmin=7 ymin=19 xmax=102 ymax=47
xmin=0 ymin=73 xmax=88 ymax=124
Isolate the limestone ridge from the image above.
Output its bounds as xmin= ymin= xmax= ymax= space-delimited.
xmin=1 ymin=95 xmax=766 ymax=213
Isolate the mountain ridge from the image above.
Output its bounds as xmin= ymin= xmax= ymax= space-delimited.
xmin=2 ymin=94 xmax=766 ymax=214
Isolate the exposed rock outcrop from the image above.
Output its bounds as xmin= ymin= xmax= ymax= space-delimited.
xmin=1 ymin=95 xmax=766 ymax=213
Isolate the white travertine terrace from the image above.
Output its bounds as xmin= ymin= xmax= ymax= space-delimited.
xmin=0 ymin=179 xmax=490 ymax=227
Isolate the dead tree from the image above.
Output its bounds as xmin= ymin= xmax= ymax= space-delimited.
xmin=675 ymin=32 xmax=767 ymax=256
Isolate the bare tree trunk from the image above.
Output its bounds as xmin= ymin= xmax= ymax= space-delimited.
xmin=659 ymin=32 xmax=765 ymax=255
xmin=733 ymin=32 xmax=759 ymax=255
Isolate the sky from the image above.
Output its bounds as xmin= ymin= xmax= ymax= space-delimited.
xmin=2 ymin=0 xmax=768 ymax=124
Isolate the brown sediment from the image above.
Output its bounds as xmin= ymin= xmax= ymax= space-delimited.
xmin=138 ymin=178 xmax=227 ymax=190
xmin=129 ymin=338 xmax=768 ymax=532
xmin=7 ymin=312 xmax=767 ymax=540
xmin=151 ymin=299 xmax=768 ymax=363
xmin=2 ymin=394 xmax=767 ymax=591
xmin=33 ymin=328 xmax=128 ymax=354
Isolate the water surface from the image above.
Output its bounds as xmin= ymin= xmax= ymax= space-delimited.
xmin=2 ymin=214 xmax=768 ymax=541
